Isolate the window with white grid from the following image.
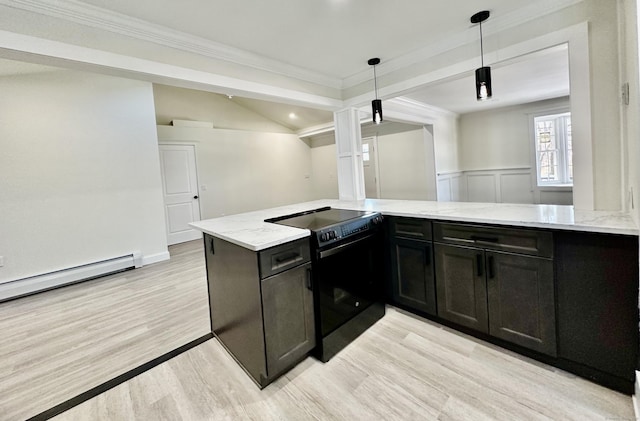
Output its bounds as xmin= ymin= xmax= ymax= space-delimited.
xmin=534 ymin=112 xmax=572 ymax=186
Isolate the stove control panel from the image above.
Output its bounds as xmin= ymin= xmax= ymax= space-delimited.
xmin=316 ymin=213 xmax=383 ymax=247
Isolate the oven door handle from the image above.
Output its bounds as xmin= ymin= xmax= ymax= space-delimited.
xmin=318 ymin=233 xmax=376 ymax=259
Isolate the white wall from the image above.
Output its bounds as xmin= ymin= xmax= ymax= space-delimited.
xmin=450 ymin=97 xmax=573 ymax=205
xmin=153 ymin=84 xmax=294 ymax=133
xmin=458 ymin=97 xmax=570 ymax=171
xmin=310 ymin=135 xmax=339 ymax=200
xmin=378 ymin=129 xmax=430 ymax=200
xmin=0 ymin=70 xmax=168 ymax=284
xmin=157 ymin=126 xmax=313 ymax=218
xmin=310 ymin=128 xmax=433 ymax=200
xmin=432 ymin=113 xmax=460 ymax=175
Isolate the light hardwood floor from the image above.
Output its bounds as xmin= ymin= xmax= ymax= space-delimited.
xmin=53 ymin=307 xmax=635 ymax=421
xmin=0 ymin=240 xmax=211 ymax=421
xmin=2 ymin=240 xmax=635 ymax=420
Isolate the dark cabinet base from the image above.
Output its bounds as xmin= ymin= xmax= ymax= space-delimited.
xmin=555 ymin=231 xmax=639 ymax=384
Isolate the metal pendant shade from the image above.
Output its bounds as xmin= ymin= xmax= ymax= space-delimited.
xmin=471 ymin=11 xmax=492 ymax=101
xmin=475 ymin=66 xmax=492 ymax=100
xmin=368 ymin=58 xmax=383 ymax=124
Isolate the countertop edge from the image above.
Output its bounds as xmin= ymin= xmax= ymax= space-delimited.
xmin=380 ymin=211 xmax=640 ymax=236
xmin=190 ymin=200 xmax=638 ymax=251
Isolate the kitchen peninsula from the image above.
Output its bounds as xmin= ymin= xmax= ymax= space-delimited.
xmin=191 ymin=199 xmax=639 ymax=393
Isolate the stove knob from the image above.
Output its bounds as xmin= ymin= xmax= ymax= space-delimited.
xmin=330 ymin=231 xmax=336 ymax=239
xmin=320 ymin=233 xmax=327 ymax=242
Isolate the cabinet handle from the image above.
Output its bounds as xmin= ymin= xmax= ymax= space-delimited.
xmin=476 ymin=254 xmax=483 ymax=277
xmin=471 ymin=235 xmax=499 ymax=243
xmin=306 ymin=268 xmax=313 ymax=290
xmin=274 ymin=252 xmax=301 ymax=266
xmin=488 ymin=255 xmax=495 ymax=279
xmin=209 ymin=238 xmax=215 ymax=255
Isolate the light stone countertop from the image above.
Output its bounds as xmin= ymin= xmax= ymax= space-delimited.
xmin=190 ymin=199 xmax=639 ymax=251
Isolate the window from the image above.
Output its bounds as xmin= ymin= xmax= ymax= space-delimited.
xmin=534 ymin=112 xmax=572 ymax=186
xmin=362 ymin=142 xmax=370 ymax=162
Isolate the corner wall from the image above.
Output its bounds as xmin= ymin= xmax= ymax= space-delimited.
xmin=0 ymin=70 xmax=168 ymax=284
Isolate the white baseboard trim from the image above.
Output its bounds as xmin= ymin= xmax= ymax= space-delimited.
xmin=633 ymin=371 xmax=640 ymax=420
xmin=0 ymin=252 xmax=140 ymax=302
xmin=142 ymin=251 xmax=171 ymax=266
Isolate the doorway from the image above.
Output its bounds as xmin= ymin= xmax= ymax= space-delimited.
xmin=362 ymin=136 xmax=380 ymax=198
xmin=158 ymin=144 xmax=202 ymax=245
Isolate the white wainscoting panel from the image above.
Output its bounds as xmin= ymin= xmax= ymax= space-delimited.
xmin=500 ymin=172 xmax=535 ymax=203
xmin=436 ymin=167 xmax=571 ymax=205
xmin=467 ymin=174 xmax=497 ymax=203
xmin=437 ymin=178 xmax=452 ymax=202
xmin=450 ymin=175 xmax=464 ymax=202
xmin=436 ymin=172 xmax=464 ymax=202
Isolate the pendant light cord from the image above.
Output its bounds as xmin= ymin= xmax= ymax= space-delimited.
xmin=373 ymin=65 xmax=379 ymax=100
xmin=479 ymin=21 xmax=484 ymax=68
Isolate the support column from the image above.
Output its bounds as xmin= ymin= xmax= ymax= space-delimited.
xmin=334 ymin=108 xmax=365 ymax=201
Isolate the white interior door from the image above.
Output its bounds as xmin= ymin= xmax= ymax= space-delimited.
xmin=362 ymin=137 xmax=380 ymax=198
xmin=159 ymin=144 xmax=202 ymax=245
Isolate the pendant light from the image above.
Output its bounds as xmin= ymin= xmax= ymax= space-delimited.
xmin=368 ymin=57 xmax=383 ymax=124
xmin=471 ymin=11 xmax=492 ymax=101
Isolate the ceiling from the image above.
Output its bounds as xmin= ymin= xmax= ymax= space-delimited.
xmin=231 ymin=44 xmax=570 ymax=131
xmin=75 ymin=0 xmax=541 ymax=81
xmin=404 ymin=44 xmax=570 ymax=114
xmin=0 ymin=0 xmax=574 ymax=132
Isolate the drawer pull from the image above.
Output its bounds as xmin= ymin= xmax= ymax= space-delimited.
xmin=274 ymin=252 xmax=301 ymax=267
xmin=471 ymin=235 xmax=499 ymax=243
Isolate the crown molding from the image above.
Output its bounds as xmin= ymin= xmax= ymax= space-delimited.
xmin=0 ymin=0 xmax=343 ymax=89
xmin=342 ymin=0 xmax=584 ymax=89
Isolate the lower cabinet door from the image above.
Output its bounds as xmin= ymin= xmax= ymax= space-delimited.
xmin=434 ymin=244 xmax=488 ymax=333
xmin=486 ymin=251 xmax=556 ymax=356
xmin=261 ymin=263 xmax=316 ymax=378
xmin=390 ymin=237 xmax=436 ymax=315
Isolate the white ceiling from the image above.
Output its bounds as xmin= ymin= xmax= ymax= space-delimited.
xmin=404 ymin=44 xmax=570 ymax=114
xmin=75 ymin=0 xmax=540 ymax=81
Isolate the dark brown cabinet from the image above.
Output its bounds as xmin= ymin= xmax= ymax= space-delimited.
xmin=388 ymin=218 xmax=437 ymax=316
xmin=486 ymin=251 xmax=555 ymax=356
xmin=261 ymin=262 xmax=315 ymax=378
xmin=555 ymin=231 xmax=638 ymax=392
xmin=433 ymin=223 xmax=557 ymax=356
xmin=387 ymin=216 xmax=639 ymax=393
xmin=434 ymin=243 xmax=488 ymax=332
xmin=205 ymin=235 xmax=315 ymax=388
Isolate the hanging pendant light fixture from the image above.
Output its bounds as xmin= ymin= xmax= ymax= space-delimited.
xmin=368 ymin=57 xmax=383 ymax=124
xmin=470 ymin=10 xmax=492 ymax=101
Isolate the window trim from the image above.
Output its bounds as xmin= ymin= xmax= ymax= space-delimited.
xmin=529 ymin=108 xmax=573 ymax=188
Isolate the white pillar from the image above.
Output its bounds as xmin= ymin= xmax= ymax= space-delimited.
xmin=334 ymin=108 xmax=365 ymax=201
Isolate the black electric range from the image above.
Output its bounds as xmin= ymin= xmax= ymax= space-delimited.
xmin=267 ymin=207 xmax=386 ymax=361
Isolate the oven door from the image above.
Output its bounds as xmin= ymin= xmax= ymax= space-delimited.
xmin=314 ymin=230 xmax=384 ymax=338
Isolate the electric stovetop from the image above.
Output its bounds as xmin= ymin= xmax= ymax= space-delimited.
xmin=266 ymin=207 xmax=370 ymax=231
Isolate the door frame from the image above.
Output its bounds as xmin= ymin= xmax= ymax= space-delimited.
xmin=158 ymin=142 xmax=202 ymax=244
xmin=362 ymin=135 xmax=381 ymax=199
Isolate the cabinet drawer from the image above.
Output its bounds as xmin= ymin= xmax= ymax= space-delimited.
xmin=390 ymin=217 xmax=432 ymax=241
xmin=259 ymin=238 xmax=311 ymax=279
xmin=433 ymin=223 xmax=553 ymax=258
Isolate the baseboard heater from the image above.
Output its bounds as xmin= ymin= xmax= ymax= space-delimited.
xmin=0 ymin=251 xmax=142 ymax=303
